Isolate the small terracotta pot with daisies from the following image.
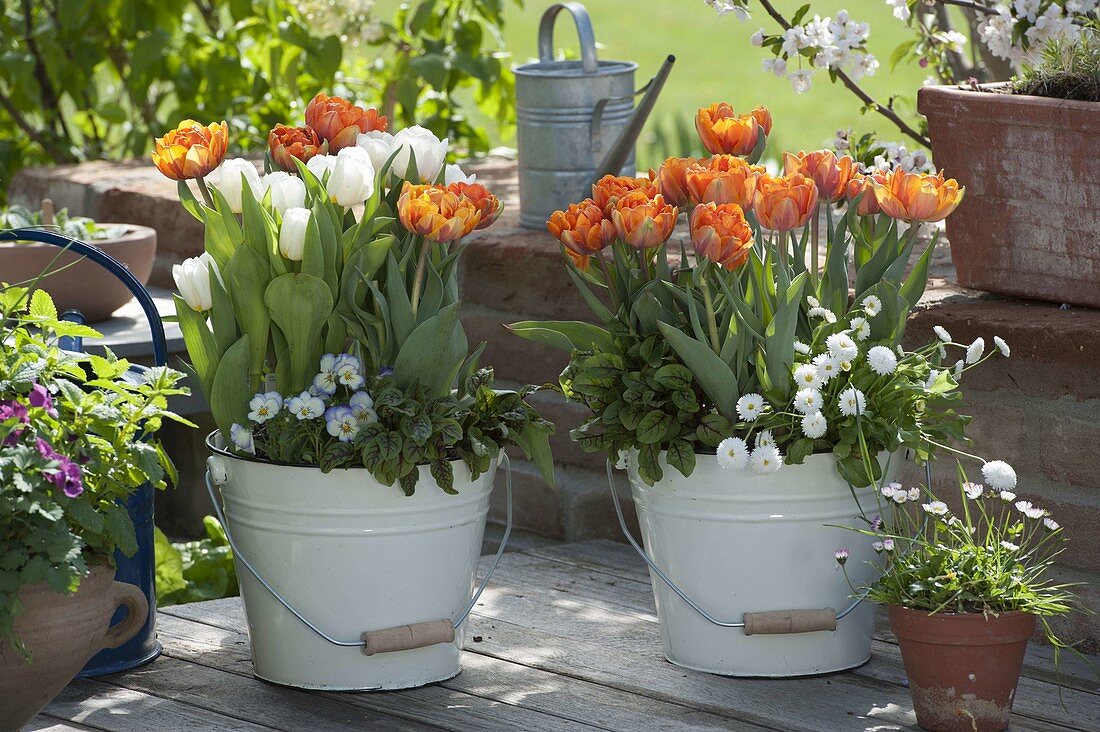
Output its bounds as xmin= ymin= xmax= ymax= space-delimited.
xmin=842 ymin=470 xmax=1088 ymax=732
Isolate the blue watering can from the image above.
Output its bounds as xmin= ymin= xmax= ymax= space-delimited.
xmin=0 ymin=228 xmax=169 ymax=676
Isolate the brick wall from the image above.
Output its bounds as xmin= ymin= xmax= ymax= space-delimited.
xmin=11 ymin=159 xmax=1099 ymax=647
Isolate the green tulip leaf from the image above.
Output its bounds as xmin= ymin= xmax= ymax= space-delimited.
xmin=392 ymin=301 xmax=467 ymax=397
xmin=210 ymin=334 xmax=251 ymax=437
xmin=657 ymin=321 xmax=738 ymax=420
xmin=264 ymin=273 xmax=335 ymax=392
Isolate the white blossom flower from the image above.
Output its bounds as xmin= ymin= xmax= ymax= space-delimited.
xmin=862 ymin=294 xmax=882 ymax=317
xmin=999 ymin=490 xmax=1018 ymax=502
xmin=966 ymin=337 xmax=985 ymax=364
xmin=247 ymin=391 xmax=283 ymax=424
xmin=813 ymin=354 xmax=840 ymax=383
xmin=922 ymin=501 xmax=949 ymax=516
xmin=208 ymin=159 xmax=262 ymax=213
xmin=838 ymin=387 xmax=866 ymax=417
xmin=750 ymin=28 xmax=766 ymax=46
xmin=933 ymin=325 xmax=952 ymax=343
xmin=706 ymin=0 xmax=751 ymax=20
xmin=826 ymin=332 xmax=859 ymax=362
xmin=717 ymin=436 xmax=750 ymax=470
xmin=994 ymin=336 xmax=1010 ymax=357
xmin=793 ymin=363 xmax=822 ymax=389
xmin=751 ymin=445 xmax=783 ymax=474
xmin=762 ymin=57 xmax=788 ymax=77
xmin=907 ymin=487 xmax=921 ymax=502
xmin=262 ymin=171 xmax=306 ymax=214
xmin=868 ymin=346 xmax=898 ymax=375
xmin=793 ymin=340 xmax=812 ymax=355
xmin=230 ymin=423 xmax=255 ymax=454
xmin=1000 ymin=540 xmax=1020 ymax=552
xmin=1043 ymin=517 xmax=1061 ymax=532
xmin=983 ymin=460 xmax=1017 ymax=491
xmin=278 ymin=207 xmax=311 ymax=261
xmin=736 ymin=393 xmax=766 ymax=421
xmin=1015 ymin=500 xmax=1047 ymax=520
xmin=963 ymin=482 xmax=984 ymax=500
xmin=755 ymin=430 xmax=776 ymax=449
xmin=287 ymin=391 xmax=325 ymax=420
xmin=882 ymin=481 xmax=902 ymax=499
xmin=834 ymin=548 xmax=849 ymax=565
xmin=789 ymin=68 xmax=814 ymax=94
xmin=801 ymin=410 xmax=828 ymax=439
xmin=325 ymin=405 xmax=360 ymax=442
xmin=349 ymin=391 xmax=378 ymax=423
xmin=886 ymin=0 xmax=910 ymax=21
xmin=794 ymin=387 xmax=823 ymax=415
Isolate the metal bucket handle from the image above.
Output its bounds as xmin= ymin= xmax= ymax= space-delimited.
xmin=205 ymin=452 xmax=514 ymax=655
xmin=589 ymin=78 xmax=654 ymax=152
xmin=538 ymin=2 xmax=599 ymax=75
xmin=604 ymin=459 xmax=933 ymax=635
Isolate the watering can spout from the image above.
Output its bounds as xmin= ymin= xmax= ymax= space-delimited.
xmin=588 ymin=54 xmax=676 ymax=189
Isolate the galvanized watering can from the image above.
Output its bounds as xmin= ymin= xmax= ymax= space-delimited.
xmin=515 ymin=2 xmax=674 ymax=229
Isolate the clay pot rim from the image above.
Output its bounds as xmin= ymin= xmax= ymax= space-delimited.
xmin=0 ymin=223 xmax=156 ymax=250
xmin=919 ymin=82 xmax=1100 ymax=113
xmin=889 ymin=604 xmax=1036 ymax=646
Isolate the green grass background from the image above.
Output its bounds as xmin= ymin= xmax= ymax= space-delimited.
xmin=373 ymin=1 xmax=929 ymax=165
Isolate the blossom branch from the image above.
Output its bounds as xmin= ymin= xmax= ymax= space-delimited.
xmin=933 ymin=0 xmax=997 ymax=16
xmin=754 ymin=0 xmax=932 ymax=148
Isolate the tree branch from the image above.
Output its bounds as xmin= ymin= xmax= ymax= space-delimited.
xmin=755 ymin=0 xmax=932 ymax=148
xmin=0 ymin=89 xmax=72 ymax=162
xmin=934 ymin=0 xmax=997 ymax=16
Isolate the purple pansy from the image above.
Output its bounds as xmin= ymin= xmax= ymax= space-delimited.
xmin=28 ymin=383 xmax=57 ymax=417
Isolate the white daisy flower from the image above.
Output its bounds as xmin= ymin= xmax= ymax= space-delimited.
xmin=813 ymin=353 xmax=840 ymax=383
xmin=834 ymin=548 xmax=849 ymax=565
xmin=850 ymin=316 xmax=871 ymax=341
xmin=1043 ymin=517 xmax=1060 ymax=532
xmin=1015 ymin=500 xmax=1047 ymax=520
xmin=801 ymin=410 xmax=827 ymax=439
xmin=838 ymin=387 xmax=866 ymax=417
xmin=933 ymin=325 xmax=952 ymax=343
xmin=736 ymin=393 xmax=766 ymax=421
xmin=794 ymin=387 xmax=823 ymax=414
xmin=867 ymin=346 xmax=898 ymax=375
xmin=1000 ymin=541 xmax=1020 ymax=552
xmin=982 ymin=460 xmax=1017 ymax=491
xmin=750 ymin=445 xmax=783 ymax=474
xmin=826 ymin=332 xmax=859 ymax=362
xmin=861 ymin=294 xmax=882 ymax=317
xmin=892 ymin=490 xmax=909 ymax=504
xmin=953 ymin=359 xmax=965 ymax=379
xmin=999 ymin=490 xmax=1017 ymax=502
xmin=882 ymin=481 xmax=902 ymax=499
xmin=247 ymin=391 xmax=283 ymax=424
xmin=793 ymin=340 xmax=812 ymax=355
xmin=963 ymin=482 xmax=984 ymax=500
xmin=717 ymin=437 xmax=750 ymax=470
xmin=937 ymin=344 xmax=947 ymax=361
xmin=807 ymin=295 xmax=821 ymax=308
xmin=808 ymin=306 xmax=837 ymax=323
xmin=994 ymin=335 xmax=1010 ymax=357
xmin=922 ymin=501 xmax=949 ymax=516
xmin=883 ymin=538 xmax=895 ymax=552
xmin=793 ymin=363 xmax=822 ymax=389
xmin=966 ymin=337 xmax=985 ymax=364
xmin=907 ymin=487 xmax=921 ymax=502
xmin=925 ymin=370 xmax=942 ymax=390
xmin=755 ymin=430 xmax=776 ymax=449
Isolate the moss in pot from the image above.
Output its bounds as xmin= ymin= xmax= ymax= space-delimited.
xmin=841 ymin=468 xmax=1094 ymax=732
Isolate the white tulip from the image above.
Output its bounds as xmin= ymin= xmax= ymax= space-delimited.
xmin=172 ymin=252 xmax=219 ymax=312
xmin=356 ymin=130 xmax=396 ymax=171
xmin=262 ymin=171 xmax=306 ymax=214
xmin=390 ymin=125 xmax=449 ymax=182
xmin=444 ymin=163 xmax=476 ymax=185
xmin=327 ymin=147 xmax=375 ymax=208
xmin=306 ymin=154 xmax=337 ymax=182
xmin=279 ymin=208 xmax=311 ymax=262
xmin=207 ymin=159 xmax=262 ymax=214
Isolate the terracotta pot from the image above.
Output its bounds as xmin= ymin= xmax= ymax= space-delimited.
xmin=918 ymin=84 xmax=1100 ymax=308
xmin=0 ymin=225 xmax=157 ymax=322
xmin=0 ymin=563 xmax=148 ymax=732
xmin=889 ymin=605 xmax=1035 ymax=732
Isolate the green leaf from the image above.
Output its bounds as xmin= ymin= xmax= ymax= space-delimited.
xmin=763 ymin=272 xmax=807 ymax=403
xmin=656 ymin=321 xmax=738 ymax=420
xmin=173 ymin=295 xmax=218 ymax=398
xmin=392 ymin=301 xmax=467 ymax=398
xmin=506 ymin=320 xmax=615 ymax=353
xmin=265 ymin=274 xmax=334 ymax=393
xmin=209 ymin=334 xmax=252 ymax=437
xmin=516 ymin=420 xmax=556 ymax=488
xmin=666 ymin=439 xmax=697 ymax=477
xmin=636 ymin=410 xmax=672 ymax=445
xmin=154 ymin=527 xmax=186 ymax=600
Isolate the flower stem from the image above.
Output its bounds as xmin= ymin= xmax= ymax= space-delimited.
xmin=194 ymin=176 xmax=215 ymax=209
xmin=702 ymin=278 xmax=721 ymax=355
xmin=810 ymin=202 xmax=820 ymax=279
xmin=409 ymin=236 xmax=430 ymax=316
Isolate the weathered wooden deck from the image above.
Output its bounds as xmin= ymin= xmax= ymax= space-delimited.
xmin=30 ymin=540 xmax=1100 ymax=731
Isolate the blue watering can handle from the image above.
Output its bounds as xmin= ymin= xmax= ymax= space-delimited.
xmin=0 ymin=228 xmax=169 ymax=367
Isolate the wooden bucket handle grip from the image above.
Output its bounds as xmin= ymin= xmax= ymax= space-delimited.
xmin=361 ymin=619 xmax=456 ymax=656
xmin=742 ymin=608 xmax=837 ymax=636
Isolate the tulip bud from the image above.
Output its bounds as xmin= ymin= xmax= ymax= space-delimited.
xmin=279 ymin=208 xmax=311 ymax=261
xmin=172 ymin=252 xmax=219 ymax=312
xmin=306 ymin=154 xmax=337 ymax=182
xmin=262 ymin=171 xmax=306 ymax=214
xmin=390 ymin=125 xmax=449 ymax=183
xmin=327 ymin=147 xmax=376 ymax=207
xmin=357 ymin=130 xmax=395 ymax=171
xmin=207 ymin=159 xmax=262 ymax=214
xmin=445 ymin=163 xmax=476 ymax=185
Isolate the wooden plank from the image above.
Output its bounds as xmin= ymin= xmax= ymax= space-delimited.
xmin=158 ymin=606 xmax=771 ymax=731
xmin=26 ymin=718 xmax=104 ymax=732
xmin=41 ymin=678 xmax=277 ymax=731
xmin=532 ymin=540 xmax=1100 ymax=693
xmin=155 ymin=610 xmax=602 ymax=732
xmin=95 ymin=652 xmax=439 ymax=732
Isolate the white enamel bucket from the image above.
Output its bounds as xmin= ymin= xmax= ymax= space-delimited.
xmin=205 ymin=435 xmax=505 ymax=690
xmin=620 ymin=450 xmax=902 ymax=677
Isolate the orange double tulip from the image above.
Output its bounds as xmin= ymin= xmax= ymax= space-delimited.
xmin=685 ymin=155 xmax=764 ymax=208
xmin=151 ymin=120 xmax=228 ymax=181
xmin=844 ymin=172 xmax=886 ymax=216
xmin=447 ymin=182 xmax=503 ymax=230
xmin=397 ymin=183 xmax=482 ymax=243
xmin=611 ymin=192 xmax=678 ymax=249
xmin=872 ymin=169 xmax=965 ymax=222
xmin=591 ymin=174 xmax=658 ymax=215
xmin=268 ymin=124 xmax=327 ymax=172
xmin=547 ymin=199 xmax=617 ymax=258
xmin=690 ymin=202 xmax=754 ymax=271
xmin=656 ymin=156 xmax=701 ymax=207
xmin=783 ymin=150 xmax=855 ymax=202
xmin=695 ymin=103 xmax=772 ymax=156
xmin=752 ymin=173 xmax=819 ymax=232
xmin=305 ymin=93 xmax=388 ymax=152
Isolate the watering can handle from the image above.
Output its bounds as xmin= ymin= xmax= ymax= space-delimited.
xmin=538 ymin=2 xmax=599 ymax=75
